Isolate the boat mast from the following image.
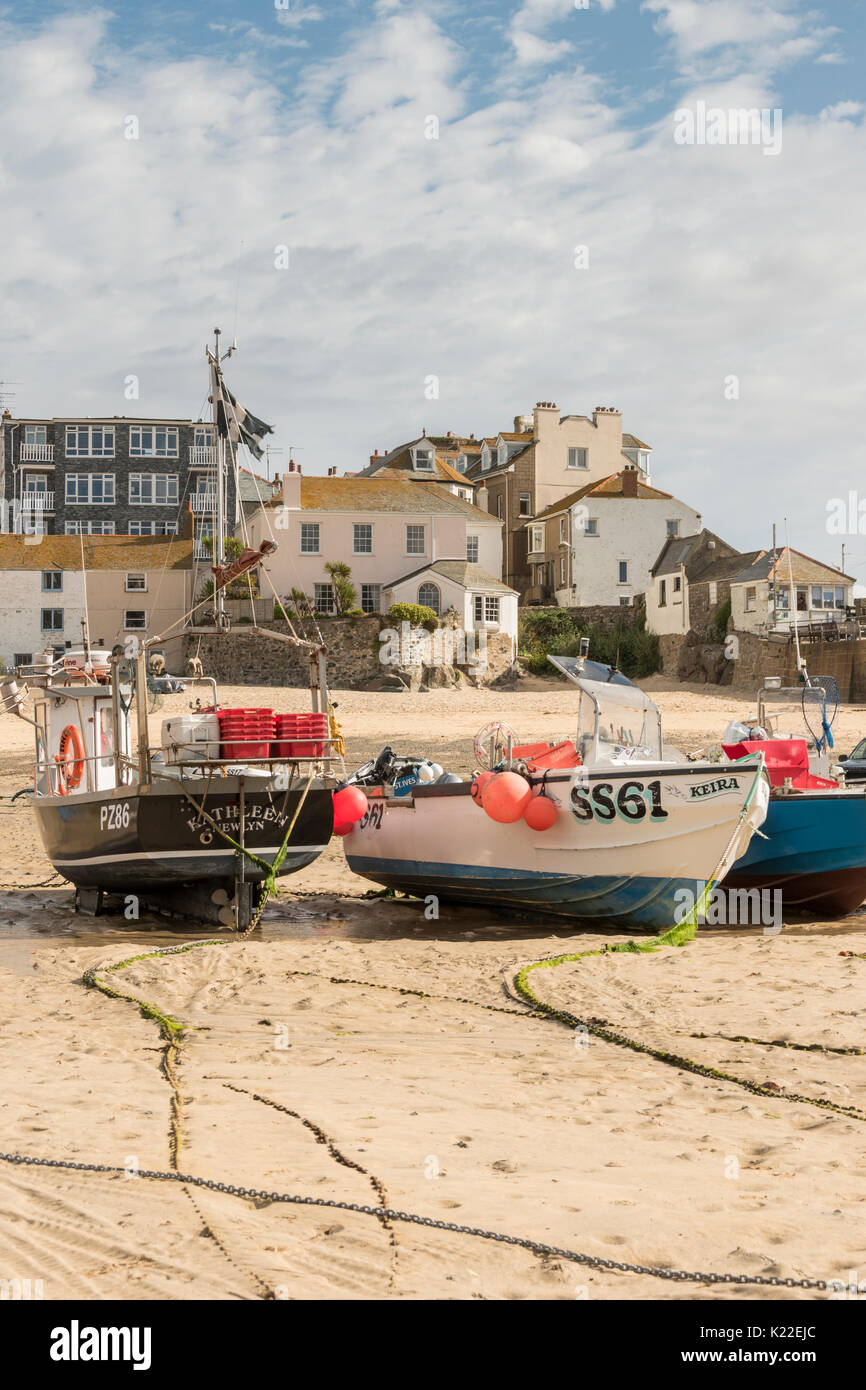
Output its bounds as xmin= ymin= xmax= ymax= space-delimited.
xmin=209 ymin=326 xmax=234 ymax=632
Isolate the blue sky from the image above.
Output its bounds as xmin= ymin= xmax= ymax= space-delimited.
xmin=1 ymin=0 xmax=865 ymax=581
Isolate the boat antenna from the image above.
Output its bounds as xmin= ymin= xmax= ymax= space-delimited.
xmin=784 ymin=517 xmax=807 ymax=682
xmin=79 ymin=530 xmax=93 ymax=676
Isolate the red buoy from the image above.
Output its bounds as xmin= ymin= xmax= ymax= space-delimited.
xmin=524 ymin=792 xmax=559 ymax=831
xmin=481 ymin=771 xmax=531 ymax=824
xmin=333 ymin=784 xmax=369 ymax=836
xmin=470 ymin=770 xmax=494 ymax=806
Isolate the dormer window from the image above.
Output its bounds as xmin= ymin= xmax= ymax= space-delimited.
xmin=481 ymin=447 xmax=490 ymax=471
xmin=413 ymin=447 xmax=434 ymax=471
xmin=456 ymin=455 xmax=467 ymax=473
xmin=497 ymin=443 xmax=506 ymax=464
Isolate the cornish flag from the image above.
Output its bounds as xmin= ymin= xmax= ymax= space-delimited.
xmin=213 ymin=370 xmax=274 ymax=460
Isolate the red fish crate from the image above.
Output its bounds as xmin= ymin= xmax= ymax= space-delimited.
xmin=272 ymin=712 xmax=329 ymax=758
xmin=217 ymin=707 xmax=276 ymax=760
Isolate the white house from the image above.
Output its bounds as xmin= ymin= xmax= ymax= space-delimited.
xmin=525 ymin=469 xmax=702 ymax=608
xmin=244 ymin=467 xmax=503 ymax=615
xmin=382 ymin=559 xmax=518 ymax=644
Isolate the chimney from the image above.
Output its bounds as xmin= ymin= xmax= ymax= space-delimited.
xmin=282 ymin=459 xmax=301 ymax=509
xmin=622 ymin=466 xmax=638 ymax=498
xmin=533 ymin=401 xmax=560 ymax=436
xmin=476 ymin=484 xmax=489 ymax=513
xmin=369 ymin=449 xmax=380 ymax=465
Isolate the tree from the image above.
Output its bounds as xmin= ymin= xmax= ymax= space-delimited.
xmin=325 ymin=560 xmax=357 ymax=615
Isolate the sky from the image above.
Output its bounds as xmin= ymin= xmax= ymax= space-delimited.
xmin=1 ymin=0 xmax=865 ymax=582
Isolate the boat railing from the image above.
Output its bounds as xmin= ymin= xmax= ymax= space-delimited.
xmin=34 ymin=743 xmax=340 ymax=796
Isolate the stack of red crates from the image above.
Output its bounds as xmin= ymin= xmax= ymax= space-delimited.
xmin=217 ymin=708 xmax=276 ymax=760
xmin=272 ymin=712 xmax=328 ymax=758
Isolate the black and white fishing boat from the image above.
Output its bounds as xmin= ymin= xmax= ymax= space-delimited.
xmin=1 ymin=332 xmax=339 ymax=928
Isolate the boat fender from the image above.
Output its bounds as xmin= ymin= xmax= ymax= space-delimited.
xmin=333 ymin=784 xmax=369 ymax=837
xmin=481 ymin=770 xmax=532 ymax=824
xmin=55 ymin=725 xmax=86 ymax=795
xmin=523 ymin=791 xmax=559 ymax=831
xmin=470 ymin=770 xmax=494 ymax=805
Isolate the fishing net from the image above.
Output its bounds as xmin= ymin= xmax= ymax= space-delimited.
xmin=802 ymin=676 xmax=839 ymax=751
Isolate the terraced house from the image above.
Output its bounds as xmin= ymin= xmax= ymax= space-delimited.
xmin=0 ymin=411 xmax=237 ymax=560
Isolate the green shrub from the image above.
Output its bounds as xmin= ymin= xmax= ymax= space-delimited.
xmin=518 ymin=610 xmax=660 ymax=680
xmin=388 ymin=602 xmax=438 ymax=632
xmin=712 ymin=597 xmax=731 ymax=640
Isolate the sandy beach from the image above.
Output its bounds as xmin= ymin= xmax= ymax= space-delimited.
xmin=1 ymin=679 xmax=865 ymax=1301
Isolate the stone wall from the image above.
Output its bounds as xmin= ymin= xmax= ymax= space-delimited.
xmin=562 ymin=603 xmax=640 ymax=632
xmin=657 ymin=625 xmax=866 ymax=700
xmin=178 ymin=615 xmax=516 ymax=689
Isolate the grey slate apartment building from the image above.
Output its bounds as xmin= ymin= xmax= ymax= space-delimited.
xmin=0 ymin=413 xmax=237 ymax=559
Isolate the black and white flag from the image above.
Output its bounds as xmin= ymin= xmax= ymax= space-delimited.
xmin=213 ymin=369 xmax=274 ymax=460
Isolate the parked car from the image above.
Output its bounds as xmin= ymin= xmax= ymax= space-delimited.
xmin=839 ymin=737 xmax=866 ymax=783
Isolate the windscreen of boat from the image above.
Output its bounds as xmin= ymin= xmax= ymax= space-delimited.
xmin=575 ymin=677 xmax=663 ymax=764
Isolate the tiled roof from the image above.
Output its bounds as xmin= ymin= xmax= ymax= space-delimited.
xmin=497 ymin=431 xmax=533 ymax=442
xmin=531 ymin=472 xmax=673 ymax=522
xmin=275 ymin=476 xmax=500 ymax=520
xmin=0 ymin=532 xmax=193 ymax=571
xmin=384 ymin=558 xmax=516 ymax=593
xmin=729 ymin=547 xmax=855 ymax=586
xmin=622 ymin=433 xmax=652 ymax=450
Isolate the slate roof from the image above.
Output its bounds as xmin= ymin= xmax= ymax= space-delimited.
xmin=531 ymin=472 xmax=673 ymax=522
xmin=384 ymin=558 xmax=516 ymax=593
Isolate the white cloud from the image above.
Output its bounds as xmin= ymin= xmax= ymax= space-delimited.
xmin=642 ymin=0 xmax=839 ymax=78
xmin=819 ymin=100 xmax=863 ymax=122
xmin=0 ymin=5 xmax=864 ymax=580
xmin=275 ymin=2 xmax=325 ymax=29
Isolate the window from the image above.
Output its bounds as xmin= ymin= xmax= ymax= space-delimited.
xmin=41 ymin=609 xmax=63 ymax=631
xmin=65 ymin=425 xmax=114 ymax=457
xmin=559 ymin=517 xmax=567 ymax=543
xmin=353 ymin=523 xmax=373 ymax=554
xmin=414 ymin=448 xmax=434 ymax=471
xmin=126 ymin=573 xmax=147 ymax=592
xmin=418 ymin=582 xmax=440 ymax=614
xmin=618 ymin=560 xmax=629 ymax=584
xmin=406 ymin=524 xmax=425 ymax=555
xmin=497 ymin=444 xmax=506 ymax=465
xmin=24 ymin=475 xmax=48 ymax=493
xmin=745 ymin=586 xmax=757 ymax=613
xmin=193 ymin=426 xmax=213 ymax=448
xmin=584 ymin=518 xmax=598 ymax=536
xmin=559 ymin=555 xmax=566 ymax=584
xmin=129 ymin=474 xmax=179 ymax=505
xmin=466 ymin=535 xmax=479 ymax=563
xmin=497 ymin=496 xmax=503 ymax=519
xmin=41 ymin=570 xmax=62 ymax=591
xmin=666 ymin=519 xmax=680 ymax=537
xmin=314 ymin=583 xmax=335 ymax=614
xmin=456 ymin=455 xmax=467 ymax=473
xmin=300 ymin=523 xmax=320 ymax=554
xmin=65 ymin=474 xmax=115 ymax=504
xmin=519 ymin=492 xmax=531 ymax=517
xmin=13 ymin=654 xmax=32 ymax=667
xmin=360 ymin=583 xmax=381 ymax=614
xmin=673 ymin=575 xmax=682 ymax=593
xmin=568 ymin=448 xmax=588 ymax=470
xmin=130 ymin=426 xmax=179 ymax=457
xmin=124 ymin=611 xmax=147 ymax=630
xmin=529 ymin=525 xmax=544 ymax=553
xmin=659 ymin=579 xmax=667 ymax=607
xmin=708 ymin=581 xmax=718 ymax=604
xmin=474 ymin=595 xmax=500 ymax=623
xmin=127 ymin=520 xmax=174 ymax=536
xmin=24 ymin=425 xmax=47 ymax=445
xmin=619 ymin=596 xmax=631 ymax=606
xmin=481 ymin=447 xmax=490 ymax=472
xmin=65 ymin=520 xmax=116 ymax=535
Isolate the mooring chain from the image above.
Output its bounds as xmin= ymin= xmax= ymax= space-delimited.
xmin=286 ymin=968 xmax=547 ymax=1022
xmin=692 ymin=1031 xmax=866 ymax=1057
xmin=224 ymin=1083 xmax=399 ymax=1291
xmin=0 ymin=1152 xmax=829 ymax=1291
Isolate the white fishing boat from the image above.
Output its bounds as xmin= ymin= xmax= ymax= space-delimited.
xmin=342 ymin=654 xmax=768 ymax=930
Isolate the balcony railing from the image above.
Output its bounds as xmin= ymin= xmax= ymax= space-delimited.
xmin=21 ymin=492 xmax=54 ymax=510
xmin=190 ymin=492 xmax=218 ymax=512
xmin=189 ymin=446 xmax=216 ymax=467
xmin=20 ymin=443 xmax=54 ymax=462
xmin=194 ymin=543 xmax=212 ymax=561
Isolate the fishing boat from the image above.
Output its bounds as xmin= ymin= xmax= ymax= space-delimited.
xmin=0 ymin=331 xmax=340 ymax=928
xmin=341 ymin=653 xmax=769 ymax=930
xmin=723 ymin=677 xmax=866 ymax=916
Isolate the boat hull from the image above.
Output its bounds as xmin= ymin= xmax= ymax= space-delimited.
xmin=344 ymin=762 xmax=767 ymax=931
xmin=32 ymin=778 xmax=334 ymax=890
xmin=725 ymin=788 xmax=866 ymax=916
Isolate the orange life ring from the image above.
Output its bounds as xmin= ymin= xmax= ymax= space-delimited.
xmin=55 ymin=725 xmax=86 ymax=795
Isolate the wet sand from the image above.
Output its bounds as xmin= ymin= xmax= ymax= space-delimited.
xmin=1 ymin=679 xmax=865 ymax=1300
